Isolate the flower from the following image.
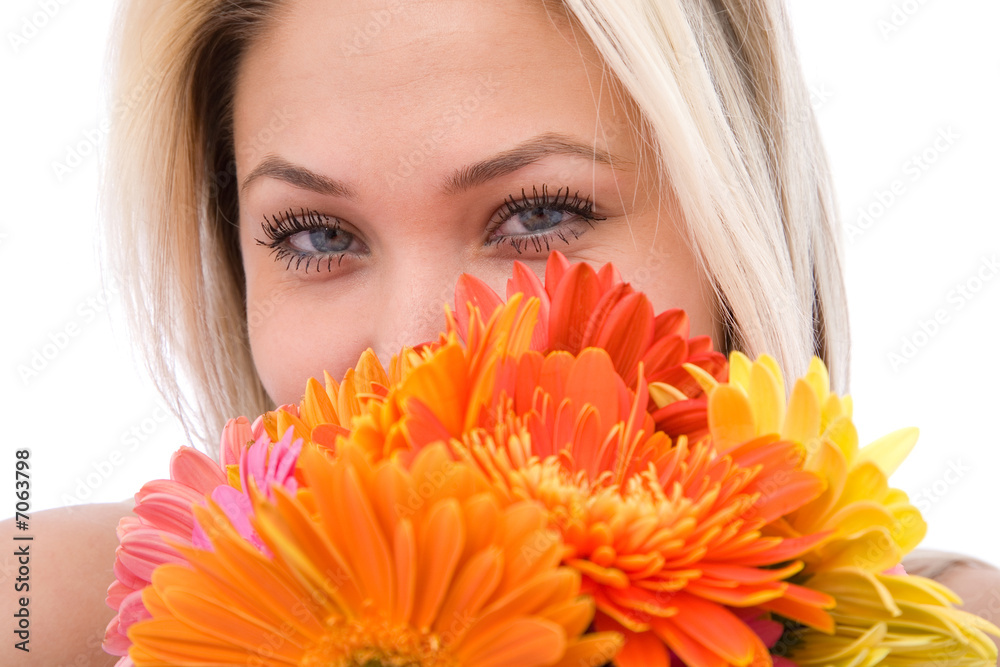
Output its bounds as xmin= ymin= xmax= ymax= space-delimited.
xmin=691 ymin=352 xmax=926 ymax=577
xmin=103 ymin=445 xmax=226 ymax=664
xmin=193 ymin=426 xmax=303 ymax=554
xmin=126 ymin=442 xmax=622 ymax=667
xmin=105 ymin=420 xmax=301 ymax=664
xmin=448 ymin=347 xmax=833 ymax=667
xmin=273 ymin=252 xmax=728 ymax=463
xmin=261 ymin=347 xmax=426 ymax=452
xmin=109 ymin=253 xmax=1000 ymax=667
xmin=219 ymin=414 xmax=266 ymax=468
xmin=453 ymin=251 xmax=727 ymax=439
xmin=783 ymin=569 xmax=999 ymax=666
xmin=453 ymin=252 xmax=726 ymax=387
xmin=250 ymin=255 xmax=838 ymax=666
xmin=295 ymin=283 xmax=834 ymax=666
xmin=694 ymin=352 xmax=1000 ymax=664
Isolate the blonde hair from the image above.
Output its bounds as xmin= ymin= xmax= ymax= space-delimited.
xmin=102 ymin=0 xmax=848 ymax=446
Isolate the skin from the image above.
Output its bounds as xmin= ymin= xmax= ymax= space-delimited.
xmin=3 ymin=1 xmax=998 ymax=665
xmin=234 ymin=0 xmax=720 ymax=406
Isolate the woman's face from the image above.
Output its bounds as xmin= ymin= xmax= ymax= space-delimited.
xmin=235 ymin=0 xmax=719 ymax=406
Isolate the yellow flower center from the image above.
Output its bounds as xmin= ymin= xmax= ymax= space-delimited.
xmin=299 ymin=615 xmax=458 ymax=667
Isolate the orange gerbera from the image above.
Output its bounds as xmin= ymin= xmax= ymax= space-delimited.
xmin=127 ymin=442 xmax=622 ymax=667
xmin=282 ymin=289 xmax=831 ymax=666
xmin=451 ymin=350 xmax=833 ymax=667
xmin=453 ymin=251 xmax=727 ymax=439
xmin=272 ymin=252 xmax=727 ymax=459
xmin=261 ymin=348 xmax=413 ymax=451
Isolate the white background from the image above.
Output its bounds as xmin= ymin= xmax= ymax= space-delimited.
xmin=1 ymin=1 xmax=998 ymax=563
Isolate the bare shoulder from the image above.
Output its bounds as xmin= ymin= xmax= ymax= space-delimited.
xmin=904 ymin=549 xmax=1000 ymax=653
xmin=1 ymin=500 xmax=133 ymax=666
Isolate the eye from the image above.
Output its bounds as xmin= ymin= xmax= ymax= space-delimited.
xmin=486 ymin=185 xmax=606 ymax=255
xmin=254 ymin=208 xmax=367 ymax=272
xmin=286 ymin=227 xmax=353 ymax=255
xmin=495 ymin=206 xmax=572 ymax=235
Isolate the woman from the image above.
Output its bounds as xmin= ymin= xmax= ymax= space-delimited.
xmin=7 ymin=0 xmax=998 ymax=664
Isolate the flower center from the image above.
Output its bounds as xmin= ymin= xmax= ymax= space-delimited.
xmin=299 ymin=615 xmax=458 ymax=667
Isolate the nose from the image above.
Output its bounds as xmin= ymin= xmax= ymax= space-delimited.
xmin=366 ymin=252 xmax=469 ymax=367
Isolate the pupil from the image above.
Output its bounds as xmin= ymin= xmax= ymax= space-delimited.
xmin=523 ymin=207 xmax=562 ymax=232
xmin=309 ymin=228 xmax=350 ymax=253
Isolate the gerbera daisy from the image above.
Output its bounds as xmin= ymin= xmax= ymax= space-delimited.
xmin=690 ymin=352 xmax=926 ymax=576
xmin=103 ymin=445 xmax=226 ymax=663
xmin=126 ymin=442 xmax=622 ymax=667
xmin=693 ymin=352 xmax=1000 ymax=664
xmin=262 ymin=348 xmax=420 ymax=451
xmin=105 ymin=422 xmax=300 ymax=664
xmin=453 ymin=251 xmax=727 ymax=438
xmin=299 ymin=290 xmax=833 ymax=667
xmin=782 ymin=569 xmax=999 ymax=666
xmin=265 ymin=252 xmax=728 ymax=463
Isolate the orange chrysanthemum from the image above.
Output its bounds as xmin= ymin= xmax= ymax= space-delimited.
xmin=127 ymin=442 xmax=622 ymax=667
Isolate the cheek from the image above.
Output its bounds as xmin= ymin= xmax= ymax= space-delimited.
xmin=615 ymin=246 xmax=720 ymax=345
xmin=245 ymin=285 xmax=367 ymax=407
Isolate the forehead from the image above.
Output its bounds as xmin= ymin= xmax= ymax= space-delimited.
xmin=232 ymin=0 xmax=638 ymax=183
xmin=241 ymin=0 xmax=580 ymax=91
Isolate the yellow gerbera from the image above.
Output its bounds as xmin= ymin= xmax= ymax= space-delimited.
xmin=689 ymin=352 xmax=925 ymax=576
xmin=126 ymin=442 xmax=621 ymax=667
xmin=784 ymin=569 xmax=999 ymax=666
xmin=693 ymin=352 xmax=1000 ymax=664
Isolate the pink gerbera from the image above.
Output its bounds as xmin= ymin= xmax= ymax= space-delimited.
xmin=102 ymin=418 xmax=301 ymax=664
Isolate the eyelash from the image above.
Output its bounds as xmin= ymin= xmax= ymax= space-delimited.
xmin=484 ymin=184 xmax=606 ymax=255
xmin=255 ymin=208 xmax=353 ymax=272
xmin=254 ymin=184 xmax=606 ymax=271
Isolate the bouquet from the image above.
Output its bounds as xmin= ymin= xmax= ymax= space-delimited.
xmin=104 ymin=252 xmax=999 ymax=666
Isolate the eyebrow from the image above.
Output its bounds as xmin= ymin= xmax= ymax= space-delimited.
xmin=240 ymin=154 xmax=358 ymax=199
xmin=442 ymin=132 xmax=632 ymax=194
xmin=239 ymin=132 xmax=632 ymax=198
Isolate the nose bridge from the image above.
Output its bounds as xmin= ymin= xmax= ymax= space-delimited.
xmin=370 ymin=252 xmax=463 ymax=364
